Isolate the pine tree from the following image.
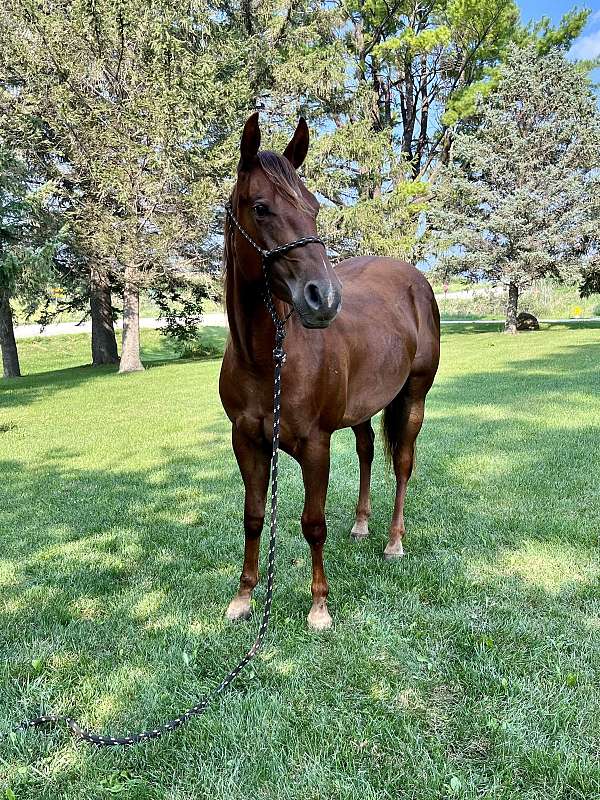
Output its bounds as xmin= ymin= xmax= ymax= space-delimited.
xmin=0 ymin=145 xmax=60 ymax=377
xmin=1 ymin=0 xmax=255 ymax=371
xmin=425 ymin=45 xmax=600 ymax=333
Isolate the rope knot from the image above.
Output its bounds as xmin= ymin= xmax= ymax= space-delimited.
xmin=273 ymin=345 xmax=287 ymax=365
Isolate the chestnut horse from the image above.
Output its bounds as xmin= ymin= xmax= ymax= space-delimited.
xmin=219 ymin=113 xmax=440 ymax=630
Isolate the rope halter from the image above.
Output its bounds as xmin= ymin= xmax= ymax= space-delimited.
xmin=225 ymin=201 xmax=327 ymax=362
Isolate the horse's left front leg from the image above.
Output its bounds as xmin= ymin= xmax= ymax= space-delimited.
xmin=299 ymin=434 xmax=332 ymax=631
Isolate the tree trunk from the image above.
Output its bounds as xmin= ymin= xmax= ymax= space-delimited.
xmin=505 ymin=282 xmax=519 ymax=334
xmin=440 ymin=128 xmax=453 ymax=167
xmin=119 ymin=267 xmax=144 ymax=373
xmin=90 ymin=265 xmax=119 ymax=366
xmin=0 ymin=288 xmax=21 ymax=378
xmin=414 ymin=54 xmax=429 ymax=177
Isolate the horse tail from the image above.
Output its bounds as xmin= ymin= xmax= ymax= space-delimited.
xmin=381 ymin=384 xmax=410 ymax=468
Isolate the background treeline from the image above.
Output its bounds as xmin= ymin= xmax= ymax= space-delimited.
xmin=1 ymin=0 xmax=598 ymax=376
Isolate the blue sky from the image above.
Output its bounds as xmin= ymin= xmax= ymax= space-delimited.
xmin=518 ymin=1 xmax=600 ymax=61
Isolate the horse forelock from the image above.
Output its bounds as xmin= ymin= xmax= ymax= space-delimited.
xmin=257 ymin=151 xmax=314 ymax=214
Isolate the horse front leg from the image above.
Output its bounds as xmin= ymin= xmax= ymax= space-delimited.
xmin=226 ymin=425 xmax=270 ymax=621
xmin=299 ymin=434 xmax=332 ymax=630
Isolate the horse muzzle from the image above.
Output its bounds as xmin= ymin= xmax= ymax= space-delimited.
xmin=294 ymin=278 xmax=342 ymax=329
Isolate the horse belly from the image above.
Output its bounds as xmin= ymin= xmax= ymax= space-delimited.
xmin=331 ymin=258 xmax=433 ymax=428
xmin=339 ymin=332 xmax=414 ymax=428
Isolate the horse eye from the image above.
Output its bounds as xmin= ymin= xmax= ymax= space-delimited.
xmin=253 ymin=203 xmax=269 ymax=218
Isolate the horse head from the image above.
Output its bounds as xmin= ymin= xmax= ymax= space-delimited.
xmin=228 ymin=112 xmax=342 ymax=329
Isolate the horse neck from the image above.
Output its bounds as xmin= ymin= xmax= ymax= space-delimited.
xmin=225 ymin=258 xmax=279 ymax=367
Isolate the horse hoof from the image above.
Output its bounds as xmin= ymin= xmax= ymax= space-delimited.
xmin=350 ymin=521 xmax=369 ymax=541
xmin=383 ymin=543 xmax=404 ymax=560
xmin=226 ymin=597 xmax=252 ymax=621
xmin=307 ymin=605 xmax=333 ymax=631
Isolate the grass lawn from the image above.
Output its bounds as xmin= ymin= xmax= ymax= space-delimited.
xmin=1 ymin=323 xmax=599 ymax=799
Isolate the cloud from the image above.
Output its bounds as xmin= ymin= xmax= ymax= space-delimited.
xmin=570 ymin=28 xmax=600 ymax=60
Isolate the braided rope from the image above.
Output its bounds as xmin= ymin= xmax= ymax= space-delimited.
xmin=1 ymin=202 xmax=322 ymax=749
xmin=2 ymin=342 xmax=285 ymax=747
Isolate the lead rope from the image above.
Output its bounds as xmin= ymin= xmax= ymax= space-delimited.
xmin=1 ymin=323 xmax=288 ymax=748
xmin=3 ymin=200 xmax=320 ymax=749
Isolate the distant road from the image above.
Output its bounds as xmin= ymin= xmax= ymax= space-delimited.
xmin=13 ymin=312 xmax=600 ymax=339
xmin=438 ymin=286 xmax=505 ymax=299
xmin=13 ymin=313 xmax=226 ymax=340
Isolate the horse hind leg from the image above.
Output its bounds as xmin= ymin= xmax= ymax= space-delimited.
xmin=350 ymin=419 xmax=374 ymax=541
xmin=382 ymin=377 xmax=429 ymax=560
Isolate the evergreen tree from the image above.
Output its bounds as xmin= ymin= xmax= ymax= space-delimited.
xmin=425 ymin=45 xmax=600 ymax=333
xmin=243 ymin=1 xmax=589 ymax=261
xmin=0 ymin=0 xmax=593 ymax=364
xmin=0 ymin=145 xmax=60 ymax=377
xmin=1 ymin=0 xmax=254 ymax=371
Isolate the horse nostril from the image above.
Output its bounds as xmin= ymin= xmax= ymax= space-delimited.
xmin=304 ymin=281 xmax=323 ymax=311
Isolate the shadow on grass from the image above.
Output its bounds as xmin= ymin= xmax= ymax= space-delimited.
xmin=440 ymin=322 xmax=505 ymax=335
xmin=0 ymin=327 xmax=229 ymax=412
xmin=196 ymin=326 xmax=228 ymax=356
xmin=440 ymin=312 xmax=491 ymax=321
xmin=0 ymin=364 xmax=120 ymax=413
xmin=441 ymin=320 xmax=600 ymax=336
xmin=544 ymin=320 xmax=600 ymax=331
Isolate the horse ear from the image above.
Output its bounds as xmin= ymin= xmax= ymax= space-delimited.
xmin=283 ymin=117 xmax=309 ymax=169
xmin=240 ymin=112 xmax=261 ymax=169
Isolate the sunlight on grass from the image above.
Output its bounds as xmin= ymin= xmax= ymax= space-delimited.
xmin=188 ymin=619 xmax=222 ymax=636
xmin=0 ymin=561 xmax=18 ymax=587
xmin=272 ymin=659 xmax=296 ymax=676
xmin=70 ymin=596 xmax=105 ymax=621
xmin=131 ymin=591 xmax=167 ymax=619
xmin=469 ymin=539 xmax=599 ymax=593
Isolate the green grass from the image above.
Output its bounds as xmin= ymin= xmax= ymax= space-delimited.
xmin=429 ymin=279 xmax=480 ymax=295
xmin=1 ymin=323 xmax=599 ymax=799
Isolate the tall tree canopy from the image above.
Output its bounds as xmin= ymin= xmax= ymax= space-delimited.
xmin=0 ymin=0 xmax=594 ymax=372
xmin=239 ymin=1 xmax=589 ymax=260
xmin=425 ymin=45 xmax=600 ymax=332
xmin=1 ymin=0 xmax=256 ymax=370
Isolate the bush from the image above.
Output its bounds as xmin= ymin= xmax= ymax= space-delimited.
xmin=178 ymin=326 xmax=226 ymax=360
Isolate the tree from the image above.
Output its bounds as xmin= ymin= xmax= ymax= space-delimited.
xmin=246 ymin=1 xmax=588 ymax=261
xmin=0 ymin=61 xmax=123 ymax=367
xmin=577 ymin=168 xmax=600 ymax=300
xmin=1 ymin=0 xmax=255 ymax=371
xmin=1 ymin=0 xmax=592 ymax=362
xmin=424 ymin=45 xmax=600 ymax=333
xmin=0 ymin=144 xmax=59 ymax=377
